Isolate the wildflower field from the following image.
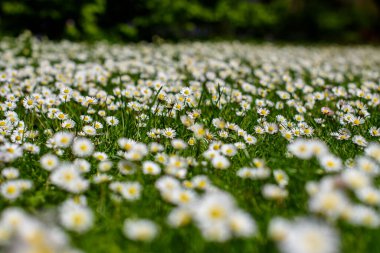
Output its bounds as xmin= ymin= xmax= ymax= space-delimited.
xmin=1 ymin=37 xmax=380 ymax=253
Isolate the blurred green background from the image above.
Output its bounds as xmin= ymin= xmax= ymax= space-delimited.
xmin=0 ymin=0 xmax=379 ymax=43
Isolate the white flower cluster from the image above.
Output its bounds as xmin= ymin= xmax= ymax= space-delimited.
xmin=0 ymin=39 xmax=379 ymax=252
xmin=0 ymin=207 xmax=79 ymax=252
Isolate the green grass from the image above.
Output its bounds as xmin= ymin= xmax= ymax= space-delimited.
xmin=0 ymin=39 xmax=380 ymax=253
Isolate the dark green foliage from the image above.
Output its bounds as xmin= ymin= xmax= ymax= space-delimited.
xmin=0 ymin=0 xmax=379 ymax=42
